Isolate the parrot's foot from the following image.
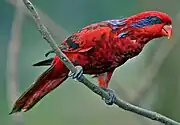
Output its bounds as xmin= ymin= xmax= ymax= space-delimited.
xmin=68 ymin=66 xmax=83 ymax=81
xmin=100 ymin=87 xmax=116 ymax=105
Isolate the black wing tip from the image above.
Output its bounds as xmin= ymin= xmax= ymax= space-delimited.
xmin=32 ymin=61 xmax=46 ymax=66
xmin=32 ymin=62 xmax=42 ymax=66
xmin=32 ymin=58 xmax=53 ymax=67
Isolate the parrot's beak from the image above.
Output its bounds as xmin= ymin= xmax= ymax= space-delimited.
xmin=162 ymin=25 xmax=172 ymax=39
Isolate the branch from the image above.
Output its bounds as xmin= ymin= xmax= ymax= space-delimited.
xmin=22 ymin=1 xmax=180 ymax=125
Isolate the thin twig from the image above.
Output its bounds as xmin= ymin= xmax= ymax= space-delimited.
xmin=6 ymin=0 xmax=24 ymax=125
xmin=22 ymin=0 xmax=180 ymax=125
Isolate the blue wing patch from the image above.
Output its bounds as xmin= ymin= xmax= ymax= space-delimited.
xmin=105 ymin=17 xmax=126 ymax=30
xmin=118 ymin=31 xmax=128 ymax=38
xmin=106 ymin=20 xmax=125 ymax=26
xmin=105 ymin=17 xmax=129 ymax=38
xmin=112 ymin=26 xmax=119 ymax=30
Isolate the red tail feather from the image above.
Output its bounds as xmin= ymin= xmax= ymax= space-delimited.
xmin=9 ymin=64 xmax=68 ymax=114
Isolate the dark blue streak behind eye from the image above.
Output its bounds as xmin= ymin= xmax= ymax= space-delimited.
xmin=131 ymin=16 xmax=162 ymax=28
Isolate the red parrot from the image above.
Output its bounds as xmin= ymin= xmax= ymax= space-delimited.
xmin=10 ymin=11 xmax=172 ymax=114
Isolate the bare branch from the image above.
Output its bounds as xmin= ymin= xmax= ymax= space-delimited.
xmin=21 ymin=0 xmax=180 ymax=125
xmin=6 ymin=0 xmax=24 ymax=125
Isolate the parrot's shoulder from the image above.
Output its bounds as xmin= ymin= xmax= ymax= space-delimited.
xmin=60 ymin=18 xmax=128 ymax=53
xmin=61 ymin=22 xmax=112 ymax=53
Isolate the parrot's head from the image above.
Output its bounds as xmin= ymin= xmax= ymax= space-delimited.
xmin=127 ymin=11 xmax=172 ymax=41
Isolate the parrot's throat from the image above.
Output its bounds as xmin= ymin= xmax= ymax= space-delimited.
xmin=137 ymin=37 xmax=153 ymax=45
xmin=128 ymin=28 xmax=157 ymax=45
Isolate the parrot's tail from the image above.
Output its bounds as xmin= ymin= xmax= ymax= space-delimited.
xmin=9 ymin=64 xmax=68 ymax=114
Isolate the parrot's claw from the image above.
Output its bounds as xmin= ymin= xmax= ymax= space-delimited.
xmin=68 ymin=66 xmax=83 ymax=81
xmin=100 ymin=87 xmax=116 ymax=105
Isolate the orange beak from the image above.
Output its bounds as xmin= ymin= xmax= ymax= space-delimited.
xmin=161 ymin=25 xmax=172 ymax=39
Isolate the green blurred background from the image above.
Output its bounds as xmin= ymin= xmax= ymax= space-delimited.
xmin=1 ymin=0 xmax=180 ymax=125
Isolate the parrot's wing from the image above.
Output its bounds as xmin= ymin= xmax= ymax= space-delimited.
xmin=61 ymin=22 xmax=111 ymax=53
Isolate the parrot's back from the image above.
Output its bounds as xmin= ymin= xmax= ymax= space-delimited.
xmin=33 ymin=20 xmax=144 ymax=74
xmin=56 ymin=21 xmax=144 ymax=74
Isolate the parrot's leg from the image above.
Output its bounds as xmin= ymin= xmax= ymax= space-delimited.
xmin=98 ymin=72 xmax=113 ymax=88
xmin=68 ymin=66 xmax=83 ymax=81
xmin=69 ymin=67 xmax=116 ymax=105
xmin=97 ymin=71 xmax=116 ymax=105
xmin=100 ymin=86 xmax=116 ymax=105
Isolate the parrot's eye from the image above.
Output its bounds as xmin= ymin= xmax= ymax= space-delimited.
xmin=165 ymin=22 xmax=171 ymax=25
